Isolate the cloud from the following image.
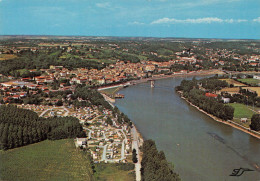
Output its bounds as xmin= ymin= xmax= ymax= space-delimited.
xmin=129 ymin=21 xmax=145 ymax=25
xmin=151 ymin=17 xmax=248 ymax=24
xmin=237 ymin=19 xmax=248 ymax=23
xmin=96 ymin=2 xmax=110 ymax=9
xmin=253 ymin=17 xmax=260 ymax=23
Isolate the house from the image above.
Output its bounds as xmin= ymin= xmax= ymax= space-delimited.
xmin=253 ymin=75 xmax=260 ymax=80
xmin=205 ymin=93 xmax=218 ymax=98
xmin=241 ymin=118 xmax=247 ymax=123
xmin=76 ymin=138 xmax=87 ymax=147
xmin=222 ymin=97 xmax=230 ymax=103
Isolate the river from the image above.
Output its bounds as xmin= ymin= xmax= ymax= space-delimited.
xmin=115 ymin=76 xmax=260 ymax=181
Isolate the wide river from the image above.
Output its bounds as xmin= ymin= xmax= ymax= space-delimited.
xmin=115 ymin=76 xmax=260 ymax=181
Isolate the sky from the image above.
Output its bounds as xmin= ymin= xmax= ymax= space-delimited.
xmin=0 ymin=0 xmax=259 ymax=39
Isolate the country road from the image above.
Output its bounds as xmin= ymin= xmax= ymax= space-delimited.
xmin=131 ymin=126 xmax=141 ymax=181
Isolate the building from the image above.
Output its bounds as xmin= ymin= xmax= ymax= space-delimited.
xmin=76 ymin=138 xmax=87 ymax=147
xmin=253 ymin=75 xmax=260 ymax=80
xmin=205 ymin=93 xmax=218 ymax=98
xmin=222 ymin=97 xmax=230 ymax=103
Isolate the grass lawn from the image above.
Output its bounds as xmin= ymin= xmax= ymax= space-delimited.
xmin=229 ymin=103 xmax=256 ymax=119
xmin=99 ymin=87 xmax=122 ymax=97
xmin=94 ymin=163 xmax=135 ymax=181
xmin=0 ymin=139 xmax=94 ymax=181
xmin=238 ymin=78 xmax=260 ymax=86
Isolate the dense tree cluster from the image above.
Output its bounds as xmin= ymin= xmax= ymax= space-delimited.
xmin=177 ymin=78 xmax=234 ymax=121
xmin=201 ymin=78 xmax=228 ymax=91
xmin=0 ymin=105 xmax=85 ymax=150
xmin=71 ymin=86 xmax=112 ymax=110
xmin=0 ymin=49 xmax=106 ymax=76
xmin=250 ymin=114 xmax=260 ymax=131
xmin=112 ymin=106 xmax=132 ymax=126
xmin=222 ymin=89 xmax=260 ymax=107
xmin=141 ymin=140 xmax=180 ymax=181
xmin=132 ymin=148 xmax=138 ymax=163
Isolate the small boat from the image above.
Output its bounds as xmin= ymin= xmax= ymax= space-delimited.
xmin=115 ymin=93 xmax=125 ymax=99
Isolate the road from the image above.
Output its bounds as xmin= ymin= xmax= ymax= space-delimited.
xmin=83 ymin=127 xmax=93 ymax=139
xmin=39 ymin=106 xmax=69 ymax=117
xmin=131 ymin=126 xmax=141 ymax=181
xmin=99 ymin=129 xmax=127 ymax=162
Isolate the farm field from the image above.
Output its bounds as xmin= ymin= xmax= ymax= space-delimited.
xmin=220 ymin=79 xmax=246 ymax=87
xmin=94 ymin=163 xmax=135 ymax=181
xmin=220 ymin=87 xmax=240 ymax=94
xmin=242 ymin=87 xmax=260 ymax=96
xmin=238 ymin=78 xmax=260 ymax=86
xmin=0 ymin=54 xmax=17 ymax=60
xmin=0 ymin=139 xmax=94 ymax=181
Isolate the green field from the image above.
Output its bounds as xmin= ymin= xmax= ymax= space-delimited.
xmin=0 ymin=139 xmax=94 ymax=181
xmin=229 ymin=103 xmax=256 ymax=119
xmin=94 ymin=163 xmax=135 ymax=181
xmin=99 ymin=87 xmax=122 ymax=97
xmin=238 ymin=78 xmax=260 ymax=85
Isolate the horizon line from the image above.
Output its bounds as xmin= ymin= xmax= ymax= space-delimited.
xmin=0 ymin=34 xmax=260 ymax=41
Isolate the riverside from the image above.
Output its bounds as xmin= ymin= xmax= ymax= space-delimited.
xmin=115 ymin=76 xmax=260 ymax=181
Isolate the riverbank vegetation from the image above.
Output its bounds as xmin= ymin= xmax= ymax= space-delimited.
xmin=0 ymin=105 xmax=85 ymax=150
xmin=176 ymin=78 xmax=234 ymax=121
xmin=141 ymin=140 xmax=180 ymax=181
xmin=250 ymin=114 xmax=260 ymax=131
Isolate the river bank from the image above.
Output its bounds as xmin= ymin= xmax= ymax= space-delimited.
xmin=178 ymin=91 xmax=260 ymax=140
xmin=100 ymin=91 xmax=144 ymax=181
xmin=98 ymin=69 xmax=223 ymax=98
xmin=130 ymin=69 xmax=223 ymax=85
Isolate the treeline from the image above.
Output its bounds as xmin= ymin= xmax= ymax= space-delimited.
xmin=176 ymin=78 xmax=234 ymax=121
xmin=0 ymin=49 xmax=106 ymax=76
xmin=141 ymin=140 xmax=180 ymax=181
xmin=71 ymin=86 xmax=112 ymax=110
xmin=200 ymin=78 xmax=228 ymax=91
xmin=0 ymin=105 xmax=85 ymax=150
xmin=222 ymin=89 xmax=260 ymax=107
xmin=250 ymin=114 xmax=260 ymax=131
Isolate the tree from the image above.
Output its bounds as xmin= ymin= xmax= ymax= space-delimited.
xmin=141 ymin=140 xmax=180 ymax=181
xmin=132 ymin=148 xmax=138 ymax=163
xmin=105 ymin=117 xmax=113 ymax=125
xmin=250 ymin=114 xmax=260 ymax=131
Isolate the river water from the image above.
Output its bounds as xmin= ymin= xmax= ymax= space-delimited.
xmin=115 ymin=76 xmax=260 ymax=181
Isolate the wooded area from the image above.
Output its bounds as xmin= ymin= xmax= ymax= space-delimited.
xmin=141 ymin=140 xmax=180 ymax=181
xmin=176 ymin=78 xmax=234 ymax=121
xmin=0 ymin=105 xmax=85 ymax=150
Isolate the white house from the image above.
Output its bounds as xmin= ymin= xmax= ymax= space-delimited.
xmin=222 ymin=97 xmax=230 ymax=104
xmin=253 ymin=75 xmax=260 ymax=80
xmin=76 ymin=138 xmax=87 ymax=147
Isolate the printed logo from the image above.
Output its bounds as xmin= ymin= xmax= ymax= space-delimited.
xmin=230 ymin=168 xmax=254 ymax=176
